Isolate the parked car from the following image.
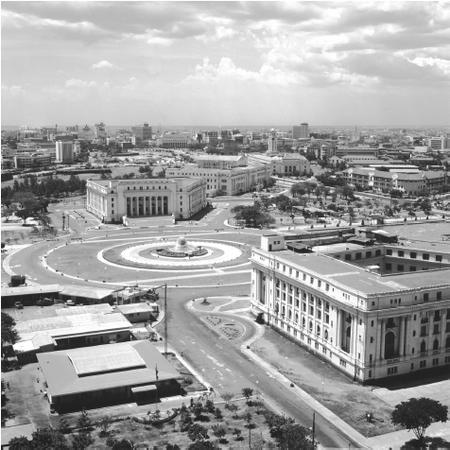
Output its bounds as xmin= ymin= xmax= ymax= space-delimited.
xmin=14 ymin=301 xmax=24 ymax=309
xmin=37 ymin=298 xmax=54 ymax=306
xmin=65 ymin=300 xmax=76 ymax=306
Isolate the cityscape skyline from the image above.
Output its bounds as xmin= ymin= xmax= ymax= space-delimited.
xmin=2 ymin=1 xmax=450 ymax=127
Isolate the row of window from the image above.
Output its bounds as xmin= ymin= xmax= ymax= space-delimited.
xmin=386 ymin=248 xmax=443 ymax=262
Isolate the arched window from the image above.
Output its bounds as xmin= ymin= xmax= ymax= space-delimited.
xmin=384 ymin=331 xmax=396 ymax=359
xmin=420 ymin=340 xmax=426 ymax=353
xmin=433 ymin=339 xmax=439 ymax=351
xmin=317 ymin=325 xmax=321 ymax=336
xmin=309 ymin=321 xmax=313 ymax=332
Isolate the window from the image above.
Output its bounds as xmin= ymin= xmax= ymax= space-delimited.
xmin=355 ymin=252 xmax=362 ymax=260
xmin=386 ymin=263 xmax=392 ymax=271
xmin=370 ymin=337 xmax=374 ymax=343
xmin=410 ymin=266 xmax=417 ymax=271
xmin=436 ymin=255 xmax=442 ymax=262
xmin=397 ymin=264 xmax=404 ymax=272
xmin=420 ymin=326 xmax=427 ymax=337
xmin=375 ymin=249 xmax=381 ymax=257
xmin=398 ymin=250 xmax=404 ymax=257
xmin=432 ymin=358 xmax=439 ymax=366
xmin=422 ymin=253 xmax=430 ymax=260
xmin=345 ymin=254 xmax=351 ymax=261
xmin=387 ymin=367 xmax=398 ymax=375
xmin=386 ymin=249 xmax=393 ymax=255
xmin=410 ymin=252 xmax=417 ymax=259
xmin=424 ymin=293 xmax=429 ymax=302
xmin=366 ymin=251 xmax=372 ymax=258
xmin=371 ymin=320 xmax=374 ymax=327
xmin=420 ymin=360 xmax=426 ymax=368
xmin=437 ymin=292 xmax=442 ymax=300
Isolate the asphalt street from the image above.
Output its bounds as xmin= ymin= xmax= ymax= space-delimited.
xmin=3 ymin=200 xmax=360 ymax=448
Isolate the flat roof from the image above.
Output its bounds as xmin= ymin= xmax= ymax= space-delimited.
xmin=116 ymin=303 xmax=154 ymax=314
xmin=60 ymin=285 xmax=116 ymax=300
xmin=55 ymin=303 xmax=114 ymax=316
xmin=14 ymin=312 xmax=131 ymax=352
xmin=37 ymin=340 xmax=181 ymax=397
xmin=255 ymin=249 xmax=450 ymax=295
xmin=1 ymin=284 xmax=61 ymax=297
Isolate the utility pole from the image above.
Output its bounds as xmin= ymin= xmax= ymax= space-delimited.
xmin=164 ymin=283 xmax=168 ymax=355
xmin=312 ymin=412 xmax=316 ymax=448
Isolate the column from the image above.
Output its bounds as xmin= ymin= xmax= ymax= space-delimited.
xmin=376 ymin=319 xmax=382 ymax=362
xmin=398 ymin=317 xmax=405 ymax=357
xmin=351 ymin=315 xmax=357 ymax=356
xmin=380 ymin=319 xmax=386 ymax=359
xmin=335 ymin=309 xmax=341 ymax=348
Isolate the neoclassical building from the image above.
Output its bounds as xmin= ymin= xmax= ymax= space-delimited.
xmin=250 ymin=234 xmax=450 ymax=382
xmin=86 ymin=177 xmax=207 ymax=222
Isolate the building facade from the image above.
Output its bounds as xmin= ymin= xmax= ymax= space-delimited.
xmin=293 ymin=123 xmax=309 ymax=139
xmin=55 ymin=141 xmax=74 ymax=163
xmin=250 ymin=234 xmax=450 ymax=382
xmin=86 ymin=177 xmax=207 ymax=222
xmin=132 ymin=123 xmax=152 ymax=143
xmin=344 ymin=167 xmax=447 ymax=195
xmin=247 ymin=153 xmax=310 ymax=176
xmin=166 ymin=163 xmax=270 ymax=196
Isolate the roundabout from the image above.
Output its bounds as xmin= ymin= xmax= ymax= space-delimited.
xmin=101 ymin=236 xmax=243 ymax=270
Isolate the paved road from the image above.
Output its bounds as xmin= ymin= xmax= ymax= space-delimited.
xmin=4 ymin=203 xmax=360 ymax=448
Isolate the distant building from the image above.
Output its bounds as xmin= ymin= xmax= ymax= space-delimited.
xmin=86 ymin=177 xmax=207 ymax=222
xmin=132 ymin=123 xmax=152 ymax=143
xmin=95 ymin=122 xmax=107 ymax=140
xmin=166 ymin=162 xmax=270 ymax=196
xmin=268 ymin=129 xmax=278 ymax=153
xmin=428 ymin=136 xmax=447 ymax=150
xmin=250 ymin=234 xmax=450 ymax=382
xmin=13 ymin=153 xmax=52 ymax=169
xmin=344 ymin=167 xmax=447 ymax=195
xmin=247 ymin=153 xmax=310 ymax=176
xmin=194 ymin=154 xmax=247 ymax=169
xmin=293 ymin=123 xmax=309 ymax=139
xmin=55 ymin=141 xmax=73 ymax=163
xmin=159 ymin=132 xmax=193 ymax=148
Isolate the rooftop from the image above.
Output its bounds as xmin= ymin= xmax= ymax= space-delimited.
xmin=116 ymin=303 xmax=155 ymax=314
xmin=1 ymin=284 xmax=61 ymax=298
xmin=60 ymin=285 xmax=116 ymax=300
xmin=37 ymin=340 xmax=181 ymax=397
xmin=14 ymin=312 xmax=131 ymax=352
xmin=254 ymin=248 xmax=450 ymax=296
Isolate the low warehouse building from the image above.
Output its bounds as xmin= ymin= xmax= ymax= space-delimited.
xmin=116 ymin=302 xmax=158 ymax=323
xmin=37 ymin=340 xmax=182 ymax=412
xmin=13 ymin=312 xmax=132 ymax=363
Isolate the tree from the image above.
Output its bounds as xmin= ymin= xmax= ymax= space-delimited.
xmin=1 ymin=312 xmax=18 ymax=348
xmin=231 ymin=205 xmax=275 ymax=228
xmin=8 ymin=436 xmax=32 ymax=449
xmin=221 ymin=392 xmax=233 ymax=408
xmin=391 ymin=397 xmax=448 ymax=443
xmin=290 ymin=183 xmax=306 ymax=198
xmin=278 ymin=423 xmax=315 ymax=450
xmin=241 ymin=387 xmax=253 ymax=404
xmin=211 ymin=424 xmax=227 ymax=440
xmin=71 ymin=431 xmax=94 ymax=449
xmin=30 ymin=427 xmax=70 ymax=449
xmin=77 ymin=409 xmax=92 ymax=431
xmin=187 ymin=424 xmax=209 ymax=442
xmin=99 ymin=416 xmax=112 ymax=437
xmin=111 ymin=439 xmax=134 ymax=450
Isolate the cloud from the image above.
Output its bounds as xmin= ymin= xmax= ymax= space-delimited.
xmin=1 ymin=84 xmax=25 ymax=96
xmin=92 ymin=60 xmax=114 ymax=70
xmin=65 ymin=79 xmax=97 ymax=88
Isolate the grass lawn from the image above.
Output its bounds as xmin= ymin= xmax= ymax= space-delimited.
xmin=252 ymin=327 xmax=398 ymax=437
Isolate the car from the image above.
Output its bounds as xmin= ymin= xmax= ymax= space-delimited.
xmin=14 ymin=301 xmax=24 ymax=309
xmin=37 ymin=298 xmax=54 ymax=307
xmin=65 ymin=300 xmax=76 ymax=307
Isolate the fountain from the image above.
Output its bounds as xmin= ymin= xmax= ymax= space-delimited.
xmin=156 ymin=236 xmax=208 ymax=258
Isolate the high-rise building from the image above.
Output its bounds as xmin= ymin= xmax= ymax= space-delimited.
xmin=268 ymin=128 xmax=278 ymax=153
xmin=293 ymin=123 xmax=310 ymax=139
xmin=428 ymin=136 xmax=447 ymax=150
xmin=55 ymin=141 xmax=74 ymax=163
xmin=131 ymin=123 xmax=152 ymax=143
xmin=95 ymin=122 xmax=107 ymax=140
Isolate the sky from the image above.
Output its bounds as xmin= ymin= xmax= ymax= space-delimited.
xmin=1 ymin=1 xmax=450 ymax=127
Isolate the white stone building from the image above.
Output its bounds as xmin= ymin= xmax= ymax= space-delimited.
xmin=250 ymin=234 xmax=450 ymax=382
xmin=86 ymin=177 xmax=206 ymax=222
